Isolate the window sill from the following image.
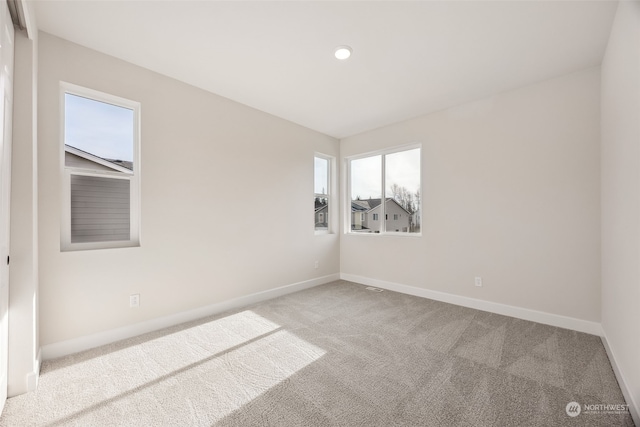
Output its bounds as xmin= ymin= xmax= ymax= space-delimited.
xmin=61 ymin=240 xmax=140 ymax=252
xmin=345 ymin=231 xmax=422 ymax=238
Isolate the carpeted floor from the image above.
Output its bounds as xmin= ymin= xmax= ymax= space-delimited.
xmin=0 ymin=280 xmax=634 ymax=426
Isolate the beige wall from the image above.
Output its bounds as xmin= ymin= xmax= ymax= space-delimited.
xmin=37 ymin=33 xmax=339 ymax=346
xmin=601 ymin=0 xmax=640 ymax=418
xmin=341 ymin=67 xmax=601 ymax=322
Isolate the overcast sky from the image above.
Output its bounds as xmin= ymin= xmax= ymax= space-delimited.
xmin=65 ymin=93 xmax=134 ymax=162
xmin=314 ymin=156 xmax=329 ymax=195
xmin=351 ymin=148 xmax=420 ymax=200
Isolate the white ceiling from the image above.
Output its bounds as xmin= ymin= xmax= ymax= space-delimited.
xmin=33 ymin=1 xmax=618 ymax=139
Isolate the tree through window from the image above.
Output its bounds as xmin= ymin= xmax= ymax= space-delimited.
xmin=348 ymin=146 xmax=421 ymax=234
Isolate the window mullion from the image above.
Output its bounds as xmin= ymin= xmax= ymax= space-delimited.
xmin=381 ymin=154 xmax=386 ymax=234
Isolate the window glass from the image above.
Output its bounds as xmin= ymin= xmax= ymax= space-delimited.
xmin=65 ymin=93 xmax=134 ymax=171
xmin=348 ymin=147 xmax=420 ymax=234
xmin=314 ymin=156 xmax=329 ymax=232
xmin=385 ymin=148 xmax=421 ymax=233
xmin=62 ymin=85 xmax=140 ymax=250
xmin=350 ymin=155 xmax=381 ymax=233
xmin=70 ymin=175 xmax=130 ymax=243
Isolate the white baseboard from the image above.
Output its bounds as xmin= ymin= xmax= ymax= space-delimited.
xmin=41 ymin=273 xmax=339 ymax=361
xmin=340 ymin=273 xmax=603 ymax=336
xmin=601 ymin=331 xmax=640 ymax=426
xmin=26 ymin=372 xmax=38 ymax=392
xmin=26 ymin=348 xmax=42 ymax=392
xmin=7 ymin=349 xmax=40 ymax=398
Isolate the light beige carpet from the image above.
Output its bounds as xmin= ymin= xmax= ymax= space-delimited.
xmin=0 ymin=280 xmax=634 ymax=426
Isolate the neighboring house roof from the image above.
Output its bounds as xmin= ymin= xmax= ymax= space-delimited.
xmin=351 ymin=198 xmax=412 ymax=215
xmin=65 ymin=145 xmax=133 ymax=173
xmin=351 ymin=200 xmax=370 ymax=212
xmin=104 ymin=158 xmax=134 ymax=171
xmin=315 ymin=198 xmax=327 ymax=209
xmin=315 ymin=198 xmax=328 ymax=213
xmin=365 ymin=199 xmax=382 ymax=209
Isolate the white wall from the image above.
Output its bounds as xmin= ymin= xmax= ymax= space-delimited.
xmin=37 ymin=33 xmax=339 ymax=347
xmin=9 ymin=14 xmax=39 ymax=396
xmin=341 ymin=67 xmax=601 ymax=323
xmin=601 ymin=0 xmax=640 ymax=421
xmin=14 ymin=9 xmax=639 ymax=418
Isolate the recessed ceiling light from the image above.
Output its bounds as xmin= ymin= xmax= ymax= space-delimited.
xmin=334 ymin=46 xmax=352 ymax=60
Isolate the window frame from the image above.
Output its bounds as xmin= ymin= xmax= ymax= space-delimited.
xmin=345 ymin=143 xmax=422 ymax=237
xmin=314 ymin=152 xmax=335 ymax=235
xmin=60 ymin=82 xmax=141 ymax=251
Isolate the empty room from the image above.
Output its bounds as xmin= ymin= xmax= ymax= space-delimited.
xmin=0 ymin=0 xmax=638 ymax=426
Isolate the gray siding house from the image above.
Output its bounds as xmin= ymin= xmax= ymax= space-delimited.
xmin=65 ymin=145 xmax=133 ymax=243
xmin=351 ymin=198 xmax=411 ymax=233
xmin=351 ymin=201 xmax=368 ymax=230
xmin=314 ymin=198 xmax=328 ymax=230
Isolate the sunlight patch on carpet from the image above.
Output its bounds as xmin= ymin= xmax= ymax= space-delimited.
xmin=11 ymin=310 xmax=325 ymax=426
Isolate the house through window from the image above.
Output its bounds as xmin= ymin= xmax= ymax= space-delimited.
xmin=348 ymin=146 xmax=421 ymax=234
xmin=314 ymin=154 xmax=331 ymax=233
xmin=61 ymin=83 xmax=140 ymax=250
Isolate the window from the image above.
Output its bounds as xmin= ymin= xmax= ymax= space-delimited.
xmin=314 ymin=154 xmax=332 ymax=233
xmin=348 ymin=145 xmax=421 ymax=234
xmin=61 ymin=83 xmax=140 ymax=251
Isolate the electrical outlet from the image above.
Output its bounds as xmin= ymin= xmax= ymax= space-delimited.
xmin=475 ymin=277 xmax=483 ymax=287
xmin=130 ymin=294 xmax=140 ymax=308
xmin=314 ymin=261 xmax=319 ymax=269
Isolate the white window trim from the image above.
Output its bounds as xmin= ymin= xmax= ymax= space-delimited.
xmin=60 ymin=82 xmax=141 ymax=251
xmin=345 ymin=143 xmax=422 ymax=237
xmin=314 ymin=152 xmax=336 ymax=235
